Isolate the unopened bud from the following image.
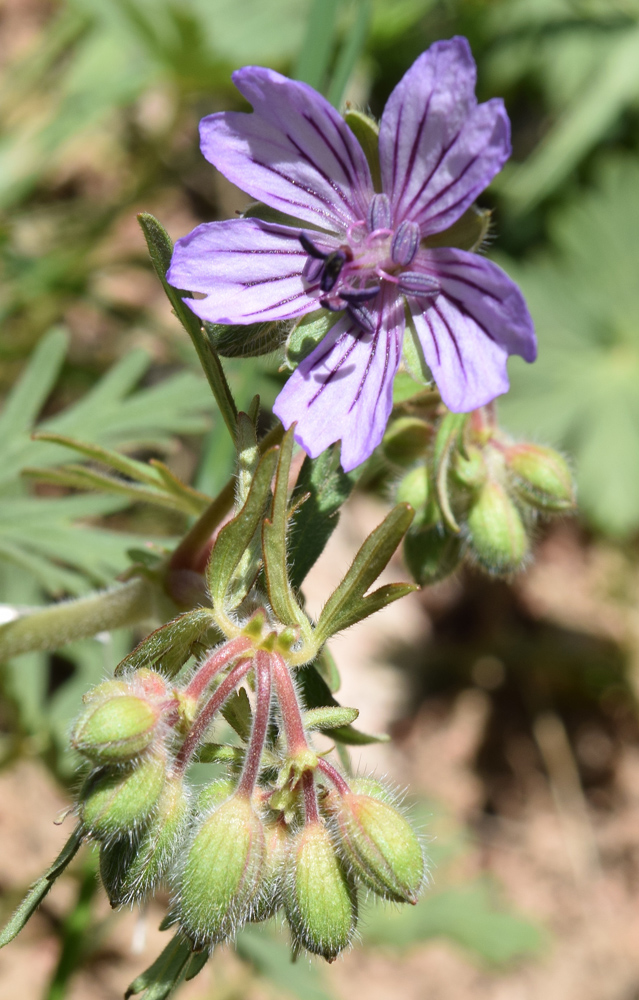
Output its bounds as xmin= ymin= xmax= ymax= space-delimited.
xmin=452 ymin=445 xmax=487 ymax=488
xmin=329 ymin=792 xmax=424 ymax=904
xmin=100 ymin=774 xmax=190 ymax=906
xmin=71 ymin=695 xmax=161 ymax=763
xmin=506 ymin=443 xmax=575 ymax=512
xmin=194 ymin=778 xmax=236 ymax=814
xmin=285 ymin=822 xmax=357 ymax=961
xmin=82 ymin=679 xmax=129 ymax=704
xmin=403 ymin=522 xmax=462 ymax=585
xmin=466 ymin=481 xmax=528 ymax=574
xmin=80 ymin=753 xmax=166 ymax=839
xmin=251 ymin=820 xmax=289 ymax=923
xmin=178 ymin=795 xmax=265 ymax=946
xmin=383 ymin=417 xmax=430 ymax=467
xmin=396 ymin=465 xmax=429 ymax=513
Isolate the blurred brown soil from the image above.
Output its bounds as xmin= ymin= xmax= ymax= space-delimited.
xmin=2 ymin=505 xmax=639 ymax=1000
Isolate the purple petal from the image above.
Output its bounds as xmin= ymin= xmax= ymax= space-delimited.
xmin=167 ymin=218 xmax=331 ymax=324
xmin=409 ymin=249 xmax=536 ymax=411
xmin=273 ymin=292 xmax=405 ymax=471
xmin=379 ymin=37 xmax=510 ymax=235
xmin=200 ymin=67 xmax=374 ymax=233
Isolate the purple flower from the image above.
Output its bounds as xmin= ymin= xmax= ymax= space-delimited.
xmin=168 ymin=37 xmax=536 ymax=472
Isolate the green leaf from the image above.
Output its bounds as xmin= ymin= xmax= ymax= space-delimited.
xmin=314 ymin=503 xmax=414 ymax=645
xmin=303 ymin=706 xmax=359 ymax=730
xmin=0 ymin=826 xmax=83 ymax=948
xmin=115 ymin=609 xmax=219 ymax=677
xmin=284 ymin=311 xmax=334 ymax=372
xmin=296 ymin=665 xmax=388 ymax=745
xmin=125 ymin=934 xmax=193 ymax=999
xmin=287 ymin=446 xmax=356 ymax=589
xmin=343 ymin=109 xmax=381 ymax=191
xmin=294 ymin=0 xmax=340 ymax=93
xmin=221 ymin=686 xmax=253 ymax=742
xmin=205 ymin=320 xmax=286 ymax=359
xmin=0 ymin=328 xmax=67 ymax=442
xmin=263 ymin=427 xmax=308 ymax=632
xmin=206 ymin=446 xmax=278 ymax=612
xmin=433 ymin=412 xmax=469 ymax=533
xmin=327 ymin=0 xmax=372 ymax=108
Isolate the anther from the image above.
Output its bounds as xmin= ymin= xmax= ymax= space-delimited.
xmin=391 ymin=220 xmax=420 ymax=266
xmin=346 ymin=304 xmax=376 ymax=334
xmin=397 ymin=271 xmax=439 ymax=298
xmin=366 ymin=193 xmax=392 ymax=233
xmin=340 ymin=285 xmax=381 ymax=304
xmin=320 ymin=250 xmax=347 ymax=293
xmin=299 ymin=233 xmax=327 ymax=259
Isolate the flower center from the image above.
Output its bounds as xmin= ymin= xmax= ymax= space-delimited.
xmin=300 ymin=194 xmax=439 ymax=333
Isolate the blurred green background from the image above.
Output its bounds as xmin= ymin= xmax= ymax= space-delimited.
xmin=2 ymin=1 xmax=639 ymax=998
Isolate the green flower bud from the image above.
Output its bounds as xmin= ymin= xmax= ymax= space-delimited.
xmin=82 ymin=679 xmax=130 ymax=704
xmin=396 ymin=465 xmax=429 ymax=512
xmin=452 ymin=445 xmax=487 ymax=488
xmin=100 ymin=775 xmax=190 ymax=906
xmin=80 ymin=753 xmax=166 ymax=840
xmin=383 ymin=417 xmax=430 ymax=467
xmin=506 ymin=443 xmax=575 ymax=512
xmin=285 ymin=822 xmax=357 ymax=962
xmin=179 ymin=795 xmax=265 ymax=947
xmin=329 ymin=793 xmax=424 ymax=904
xmin=403 ymin=522 xmax=462 ymax=585
xmin=466 ymin=481 xmax=528 ymax=575
xmin=251 ymin=820 xmax=289 ymax=923
xmin=194 ymin=778 xmax=236 ymax=814
xmin=71 ymin=695 xmax=161 ymax=763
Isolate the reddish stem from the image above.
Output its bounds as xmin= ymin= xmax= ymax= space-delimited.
xmin=237 ymin=650 xmax=272 ymax=797
xmin=317 ymin=758 xmax=351 ymax=795
xmin=272 ymin=652 xmax=307 ymax=755
xmin=302 ymin=770 xmax=320 ymax=824
xmin=185 ymin=636 xmax=253 ymax=701
xmin=175 ymin=657 xmax=252 ymax=773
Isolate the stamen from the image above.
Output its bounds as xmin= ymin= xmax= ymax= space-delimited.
xmin=340 ymin=285 xmax=381 ymax=304
xmin=397 ymin=271 xmax=440 ymax=298
xmin=347 ymin=303 xmax=376 ymax=333
xmin=302 ymin=256 xmax=324 ymax=283
xmin=299 ymin=233 xmax=327 ymax=259
xmin=320 ymin=250 xmax=347 ymax=293
xmin=391 ymin=220 xmax=420 ymax=266
xmin=367 ymin=193 xmax=392 ymax=233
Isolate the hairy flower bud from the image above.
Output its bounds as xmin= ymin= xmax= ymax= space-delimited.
xmin=396 ymin=465 xmax=430 ymax=513
xmin=80 ymin=753 xmax=166 ymax=840
xmin=71 ymin=695 xmax=161 ymax=763
xmin=178 ymin=795 xmax=265 ymax=946
xmin=251 ymin=820 xmax=289 ymax=923
xmin=328 ymin=792 xmax=424 ymax=904
xmin=506 ymin=443 xmax=575 ymax=512
xmin=285 ymin=822 xmax=357 ymax=961
xmin=466 ymin=481 xmax=528 ymax=574
xmin=99 ymin=774 xmax=190 ymax=906
xmin=403 ymin=522 xmax=462 ymax=585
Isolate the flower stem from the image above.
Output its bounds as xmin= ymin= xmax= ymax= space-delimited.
xmin=272 ymin=652 xmax=308 ymax=755
xmin=184 ymin=636 xmax=253 ymax=701
xmin=317 ymin=758 xmax=350 ymax=795
xmin=302 ymin=770 xmax=320 ymax=824
xmin=175 ymin=657 xmax=253 ymax=773
xmin=0 ymin=576 xmax=155 ymax=660
xmin=237 ymin=650 xmax=272 ymax=797
xmin=167 ymin=421 xmax=286 ymax=580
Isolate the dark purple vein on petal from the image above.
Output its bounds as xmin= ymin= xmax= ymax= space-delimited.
xmin=309 ymin=326 xmax=363 ymax=406
xmin=431 ymin=301 xmax=466 ymax=377
xmin=400 ymin=126 xmax=464 ymax=221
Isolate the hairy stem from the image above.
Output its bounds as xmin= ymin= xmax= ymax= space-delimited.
xmin=237 ymin=650 xmax=272 ymax=797
xmin=175 ymin=657 xmax=253 ymax=773
xmin=0 ymin=576 xmax=155 ymax=660
xmin=317 ymin=758 xmax=350 ymax=795
xmin=302 ymin=770 xmax=320 ymax=824
xmin=272 ymin=652 xmax=308 ymax=755
xmin=184 ymin=636 xmax=253 ymax=701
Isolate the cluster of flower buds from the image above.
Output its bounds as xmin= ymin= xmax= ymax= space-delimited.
xmin=69 ymin=625 xmax=424 ymax=962
xmin=385 ymin=404 xmax=576 ymax=581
